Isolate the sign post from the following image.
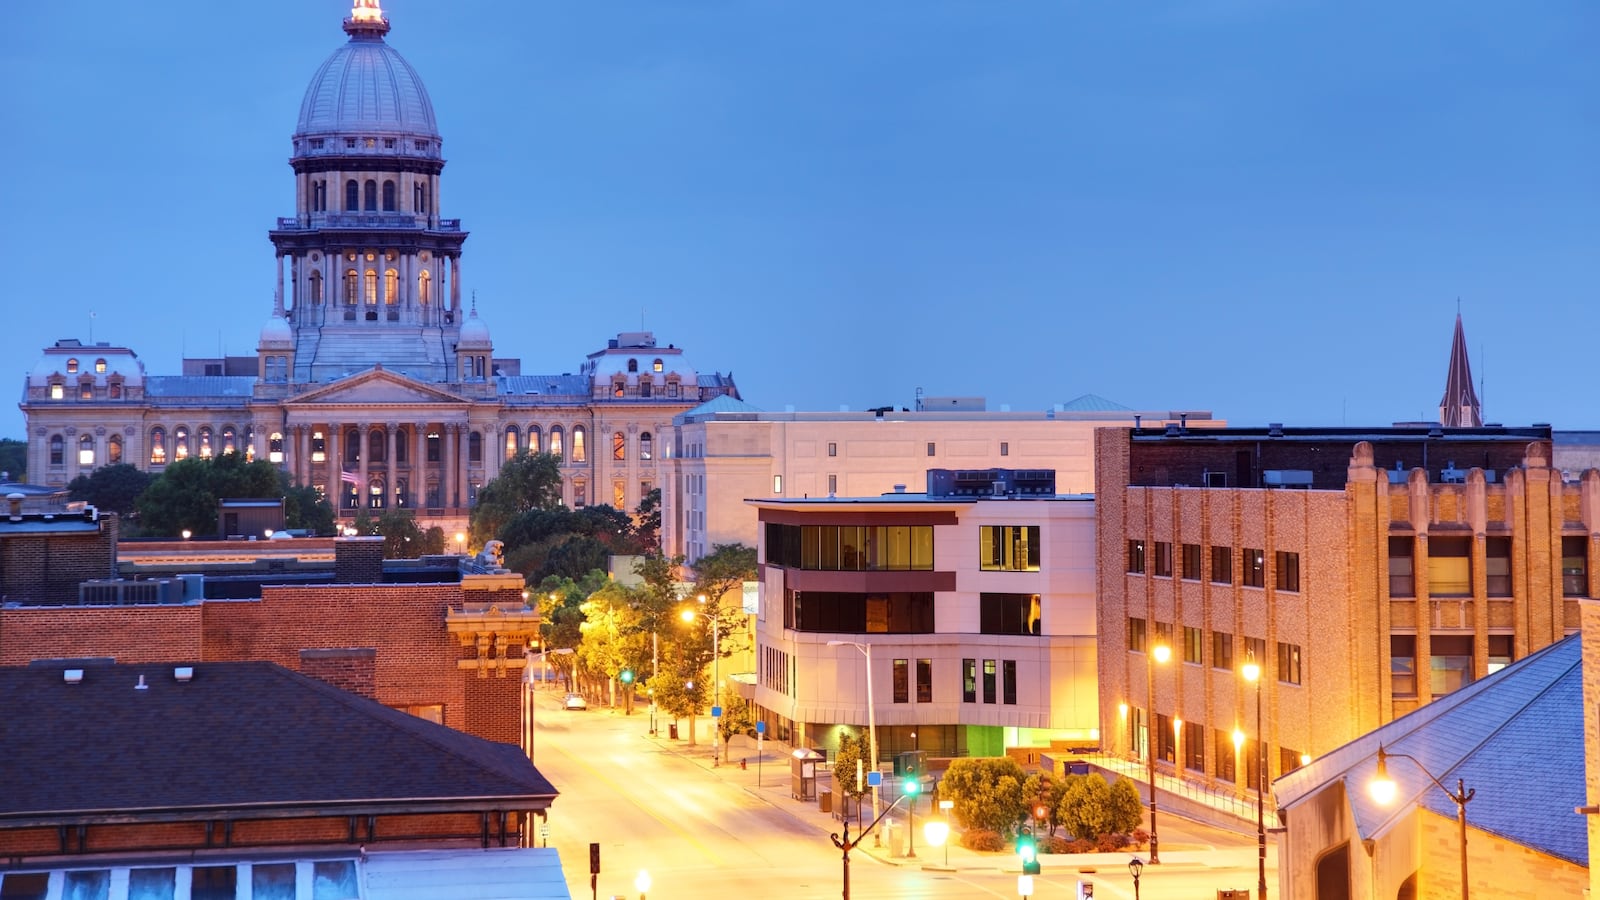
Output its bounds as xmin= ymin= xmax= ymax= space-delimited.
xmin=756 ymin=721 xmax=767 ymax=786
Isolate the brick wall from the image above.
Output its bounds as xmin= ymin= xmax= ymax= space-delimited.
xmin=298 ymin=647 xmax=377 ymax=698
xmin=333 ymin=536 xmax=385 ymax=584
xmin=0 ymin=605 xmax=203 ymax=666
xmin=0 ymin=515 xmax=117 ymax=605
xmin=465 ymin=671 xmax=523 ymax=745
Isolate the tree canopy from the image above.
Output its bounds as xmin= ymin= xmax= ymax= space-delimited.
xmin=469 ymin=451 xmax=563 ymax=546
xmin=133 ymin=453 xmax=333 ymax=537
xmin=67 ymin=463 xmax=153 ymax=516
xmin=0 ymin=438 xmax=26 ymax=482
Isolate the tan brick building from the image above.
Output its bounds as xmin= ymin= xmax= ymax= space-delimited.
xmin=1095 ymin=424 xmax=1589 ymax=808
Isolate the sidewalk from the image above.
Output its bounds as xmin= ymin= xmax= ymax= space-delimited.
xmin=630 ymin=712 xmax=1236 ymax=876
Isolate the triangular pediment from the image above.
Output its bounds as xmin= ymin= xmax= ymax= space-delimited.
xmin=288 ymin=368 xmax=466 ymax=408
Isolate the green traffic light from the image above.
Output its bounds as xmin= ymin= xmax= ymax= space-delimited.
xmin=1017 ymin=834 xmax=1037 ymax=863
xmin=902 ymin=777 xmax=920 ymax=795
xmin=620 ymin=669 xmax=634 ymax=684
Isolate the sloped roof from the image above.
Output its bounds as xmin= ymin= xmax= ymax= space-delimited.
xmin=1274 ymin=633 xmax=1584 ymax=865
xmin=677 ymin=395 xmax=764 ymax=420
xmin=1059 ymin=393 xmax=1133 ymax=412
xmin=145 ymin=375 xmax=257 ymax=398
xmin=1 ymin=661 xmax=557 ymax=821
xmin=1440 ymin=313 xmax=1483 ymax=427
xmin=498 ymin=374 xmax=589 ymax=400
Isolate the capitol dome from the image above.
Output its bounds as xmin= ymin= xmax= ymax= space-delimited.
xmin=293 ymin=1 xmax=439 ymax=155
xmin=458 ymin=309 xmax=492 ymax=347
xmin=258 ymin=314 xmax=293 ymax=348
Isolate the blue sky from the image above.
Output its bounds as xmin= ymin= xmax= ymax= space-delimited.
xmin=3 ymin=1 xmax=1595 ymax=439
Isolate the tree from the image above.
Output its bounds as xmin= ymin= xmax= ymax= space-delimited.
xmin=66 ymin=463 xmax=153 ymax=516
xmin=1057 ymin=772 xmax=1145 ymax=841
xmin=135 ymin=453 xmax=289 ymax=537
xmin=691 ymin=543 xmax=757 ymax=610
xmin=374 ymin=509 xmax=428 ymax=558
xmin=283 ymin=482 xmax=335 ymax=535
xmin=649 ymin=654 xmax=707 ymax=745
xmin=0 ymin=438 xmax=27 ymax=482
xmin=1022 ymin=771 xmax=1066 ymax=836
xmin=470 ymin=451 xmax=562 ymax=546
xmin=937 ymin=757 xmax=1029 ymax=836
xmin=634 ymin=487 xmax=661 ymax=548
xmin=832 ymin=732 xmax=872 ymax=823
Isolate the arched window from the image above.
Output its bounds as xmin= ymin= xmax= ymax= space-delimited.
xmin=66 ymin=358 xmax=79 ymax=374
xmin=652 ymin=358 xmax=664 ymax=373
xmin=49 ymin=434 xmax=64 ymax=465
xmin=613 ymin=432 xmax=626 ymax=461
xmin=627 ymin=359 xmax=638 ymax=373
xmin=573 ymin=477 xmax=587 ymax=508
xmin=426 ymin=478 xmax=441 ymax=508
xmin=369 ymin=428 xmax=385 ymax=462
xmin=571 ymin=426 xmax=587 ymax=463
xmin=367 ymin=475 xmax=385 ymax=509
xmin=108 ymin=382 xmax=122 ymax=399
xmin=418 ymin=270 xmax=431 ymax=305
xmin=468 ymin=431 xmax=482 ymax=463
xmin=639 ymin=379 xmax=652 ymax=399
xmin=221 ymin=427 xmax=236 ymax=455
xmin=342 ymin=428 xmax=359 ymax=463
xmin=269 ymin=432 xmax=284 ymax=463
xmin=345 ymin=179 xmax=359 ymax=211
xmin=505 ymin=425 xmax=520 ymax=460
xmin=384 ymin=269 xmax=398 ymax=304
xmin=49 ymin=381 xmax=63 ymax=400
xmin=527 ymin=425 xmax=541 ymax=455
xmin=364 ymin=269 xmax=378 ymax=305
xmin=309 ymin=270 xmax=324 ymax=305
xmin=613 ymin=480 xmax=626 ymax=509
xmin=174 ymin=427 xmax=190 ymax=461
xmin=364 ymin=180 xmax=377 ymax=211
xmin=108 ymin=434 xmax=123 ymax=464
xmin=78 ymin=434 xmax=95 ymax=466
xmin=245 ymin=426 xmax=255 ymax=462
xmin=197 ymin=426 xmax=214 ymax=459
xmin=639 ymin=432 xmax=653 ymax=461
xmin=395 ymin=427 xmax=407 ymax=463
xmin=395 ymin=477 xmax=408 ymax=508
xmin=549 ymin=426 xmax=564 ymax=460
xmin=382 ymin=180 xmax=396 ymax=211
xmin=344 ymin=269 xmax=359 ymax=305
xmin=95 ymin=358 xmax=107 ymax=374
xmin=612 ymin=378 xmax=625 ymax=398
xmin=150 ymin=427 xmax=167 ymax=464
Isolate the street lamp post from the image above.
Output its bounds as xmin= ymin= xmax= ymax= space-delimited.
xmin=1241 ymin=652 xmax=1267 ymax=899
xmin=938 ymin=799 xmax=954 ymax=867
xmin=633 ymin=869 xmax=650 ymax=900
xmin=1129 ymin=856 xmax=1144 ymax=900
xmin=828 ymin=640 xmax=880 ymax=841
xmin=1369 ymin=744 xmax=1476 ymax=899
xmin=681 ymin=599 xmax=721 ymax=765
xmin=1144 ymin=642 xmax=1171 ymax=863
xmin=830 ymin=794 xmax=905 ymax=900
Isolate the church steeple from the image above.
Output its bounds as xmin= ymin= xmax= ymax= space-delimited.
xmin=1439 ymin=313 xmax=1482 ymax=428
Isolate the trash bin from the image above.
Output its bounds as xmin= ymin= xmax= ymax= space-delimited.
xmin=819 ymin=787 xmax=832 ymax=814
xmin=1216 ymin=891 xmax=1250 ymax=900
xmin=669 ymin=722 xmax=679 ymax=740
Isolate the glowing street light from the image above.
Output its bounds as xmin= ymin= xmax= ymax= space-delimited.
xmin=1241 ymin=652 xmax=1267 ymax=899
xmin=1369 ymin=745 xmax=1476 ymax=898
xmin=633 ymin=869 xmax=651 ymax=900
xmin=828 ymin=639 xmax=880 ymax=839
xmin=680 ymin=595 xmax=722 ymax=764
xmin=1144 ymin=641 xmax=1171 ymax=863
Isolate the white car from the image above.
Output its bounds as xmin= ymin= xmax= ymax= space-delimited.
xmin=563 ymin=693 xmax=587 ymax=711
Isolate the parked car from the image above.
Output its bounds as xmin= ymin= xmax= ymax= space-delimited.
xmin=563 ymin=693 xmax=587 ymax=711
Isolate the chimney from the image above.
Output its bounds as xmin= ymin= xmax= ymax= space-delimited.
xmin=7 ymin=492 xmax=23 ymax=520
xmin=893 ymin=484 xmax=906 ymax=494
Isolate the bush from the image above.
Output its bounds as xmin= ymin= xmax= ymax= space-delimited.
xmin=1065 ymin=838 xmax=1096 ymax=854
xmin=960 ymin=829 xmax=1007 ymax=852
xmin=1040 ymin=835 xmax=1073 ymax=854
xmin=1131 ymin=828 xmax=1150 ymax=849
xmin=1095 ymin=832 xmax=1128 ymax=852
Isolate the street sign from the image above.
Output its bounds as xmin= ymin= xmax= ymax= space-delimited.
xmin=711 ymin=705 xmax=722 ymax=718
xmin=755 ymin=721 xmax=767 ymax=734
xmin=589 ymin=842 xmax=600 ymax=875
xmin=867 ymin=771 xmax=882 ymax=787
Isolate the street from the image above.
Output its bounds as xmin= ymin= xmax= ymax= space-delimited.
xmin=532 ymin=688 xmax=1274 ymax=899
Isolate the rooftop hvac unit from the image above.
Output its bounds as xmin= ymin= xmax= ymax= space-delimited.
xmin=1263 ymin=470 xmax=1314 ymax=488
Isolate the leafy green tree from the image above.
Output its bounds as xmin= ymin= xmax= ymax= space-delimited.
xmin=832 ymin=732 xmax=872 ymax=821
xmin=0 ymin=438 xmax=28 ymax=482
xmin=1022 ymin=771 xmax=1066 ymax=836
xmin=717 ymin=689 xmax=754 ymax=744
xmin=937 ymin=757 xmax=1029 ymax=836
xmin=648 ymin=654 xmax=707 ymax=745
xmin=67 ymin=463 xmax=153 ymax=515
xmin=470 ymin=451 xmax=562 ymax=546
xmin=691 ymin=543 xmax=757 ymax=609
xmin=634 ymin=487 xmax=661 ymax=548
xmin=373 ymin=508 xmax=429 ymax=558
xmin=283 ymin=483 xmax=335 ymax=535
xmin=1056 ymin=772 xmax=1144 ymax=840
xmin=135 ymin=453 xmax=289 ymax=537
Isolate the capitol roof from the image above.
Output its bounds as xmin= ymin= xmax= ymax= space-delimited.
xmin=294 ymin=1 xmax=439 ymax=145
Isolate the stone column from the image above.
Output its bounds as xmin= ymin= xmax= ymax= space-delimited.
xmin=457 ymin=424 xmax=470 ymax=509
xmin=414 ymin=422 xmax=428 ymax=508
xmin=273 ymin=254 xmax=285 ymax=317
xmin=357 ymin=422 xmax=371 ymax=513
xmin=385 ymin=422 xmax=398 ymax=510
xmin=442 ymin=423 xmax=456 ymax=511
xmin=328 ymin=425 xmax=342 ymax=512
xmin=450 ymin=255 xmax=462 ymax=311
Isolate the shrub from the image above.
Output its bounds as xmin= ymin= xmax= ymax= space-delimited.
xmin=939 ymin=757 xmax=1029 ymax=836
xmin=1065 ymin=838 xmax=1096 ymax=854
xmin=1131 ymin=828 xmax=1150 ymax=849
xmin=1040 ymin=835 xmax=1073 ymax=854
xmin=960 ymin=829 xmax=1007 ymax=852
xmin=1095 ymin=833 xmax=1122 ymax=852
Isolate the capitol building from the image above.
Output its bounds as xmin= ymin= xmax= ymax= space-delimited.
xmin=19 ymin=0 xmax=738 ymax=530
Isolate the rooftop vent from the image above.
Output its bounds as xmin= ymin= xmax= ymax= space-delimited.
xmin=63 ymin=669 xmax=83 ymax=684
xmin=135 ymin=674 xmax=149 ymax=691
xmin=893 ymin=484 xmax=906 ymax=493
xmin=1164 ymin=423 xmax=1180 ymax=437
xmin=1268 ymin=423 xmax=1284 ymax=437
xmin=174 ymin=666 xmax=194 ymax=683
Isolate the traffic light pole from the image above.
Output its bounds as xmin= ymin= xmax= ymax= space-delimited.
xmin=830 ymin=794 xmax=906 ymax=900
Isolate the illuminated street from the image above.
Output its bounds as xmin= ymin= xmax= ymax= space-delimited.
xmin=532 ymin=687 xmax=1274 ymax=899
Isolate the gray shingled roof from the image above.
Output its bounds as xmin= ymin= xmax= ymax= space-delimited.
xmin=145 ymin=375 xmax=257 ymax=398
xmin=1058 ymin=393 xmax=1133 ymax=412
xmin=1273 ymin=633 xmax=1584 ymax=865
xmin=497 ymin=374 xmax=589 ymax=400
xmin=1 ymin=661 xmax=557 ymax=821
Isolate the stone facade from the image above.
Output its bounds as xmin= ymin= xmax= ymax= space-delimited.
xmin=1096 ymin=424 xmax=1592 ymax=807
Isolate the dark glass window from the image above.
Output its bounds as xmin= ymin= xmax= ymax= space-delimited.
xmin=1212 ymin=631 xmax=1234 ymax=671
xmin=1215 ymin=730 xmax=1236 ymax=783
xmin=1562 ymin=536 xmax=1587 ymax=596
xmin=1427 ymin=536 xmax=1472 ymax=596
xmin=1183 ymin=721 xmax=1205 ymax=773
xmin=1153 ymin=541 xmax=1172 ymax=577
xmin=916 ymin=659 xmax=932 ymax=703
xmin=1430 ymin=634 xmax=1474 ymax=694
xmin=980 ymin=525 xmax=1040 ymax=571
xmin=1391 ymin=634 xmax=1416 ymax=697
xmin=1182 ymin=626 xmax=1203 ymax=664
xmin=980 ymin=593 xmax=1041 ymax=635
xmin=1181 ymin=543 xmax=1202 ymax=580
xmin=790 ymin=591 xmax=934 ymax=634
xmin=1242 ymin=548 xmax=1265 ymax=587
xmin=982 ymin=659 xmax=997 ymax=704
xmin=192 ymin=866 xmax=238 ymax=900
xmin=962 ymin=659 xmax=976 ymax=703
xmin=893 ymin=659 xmax=909 ymax=703
xmin=1002 ymin=660 xmax=1017 ymax=705
xmin=1487 ymin=634 xmax=1514 ymax=673
xmin=1274 ymin=551 xmax=1300 ymax=591
xmin=1277 ymin=641 xmax=1302 ymax=685
xmin=1210 ymin=546 xmax=1232 ymax=584
xmin=0 ymin=873 xmax=49 ymax=900
xmin=1127 ymin=540 xmax=1146 ymax=573
xmin=1485 ymin=536 xmax=1510 ymax=596
xmin=1127 ymin=616 xmax=1146 ymax=653
xmin=1390 ymin=536 xmax=1416 ymax=597
xmin=1155 ymin=713 xmax=1175 ymax=763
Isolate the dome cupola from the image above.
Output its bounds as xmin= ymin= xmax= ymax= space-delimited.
xmin=293 ymin=0 xmax=440 ymax=162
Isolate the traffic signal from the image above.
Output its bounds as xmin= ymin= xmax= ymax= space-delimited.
xmin=620 ymin=669 xmax=634 ymax=684
xmin=1033 ymin=803 xmax=1049 ymax=822
xmin=1016 ymin=828 xmax=1040 ymax=875
xmin=902 ymin=775 xmax=920 ymax=796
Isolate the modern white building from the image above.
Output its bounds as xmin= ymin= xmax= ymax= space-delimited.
xmin=746 ymin=469 xmax=1099 ymax=760
xmin=665 ymin=396 xmax=1215 ymax=565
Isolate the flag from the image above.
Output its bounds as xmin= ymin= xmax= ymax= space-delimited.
xmin=339 ymin=469 xmax=360 ymax=486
